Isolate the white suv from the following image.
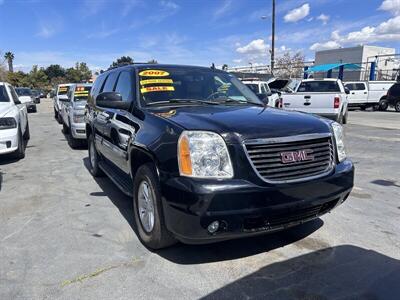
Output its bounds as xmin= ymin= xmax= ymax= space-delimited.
xmin=0 ymin=82 xmax=30 ymax=158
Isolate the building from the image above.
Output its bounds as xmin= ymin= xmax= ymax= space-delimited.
xmin=314 ymin=45 xmax=397 ymax=81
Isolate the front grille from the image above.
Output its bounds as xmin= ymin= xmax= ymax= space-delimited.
xmin=245 ymin=135 xmax=334 ymax=182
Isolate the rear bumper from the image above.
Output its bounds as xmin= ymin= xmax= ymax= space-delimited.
xmin=161 ymin=159 xmax=354 ymax=244
xmin=0 ymin=128 xmax=18 ymax=154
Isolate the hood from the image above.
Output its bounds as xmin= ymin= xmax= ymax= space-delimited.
xmin=0 ymin=102 xmax=13 ymax=118
xmin=151 ymin=105 xmax=331 ymax=143
xmin=19 ymin=96 xmax=32 ymax=103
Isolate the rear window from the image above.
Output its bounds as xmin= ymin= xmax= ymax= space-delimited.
xmin=74 ymin=86 xmax=92 ymax=101
xmin=58 ymin=86 xmax=70 ymax=95
xmin=389 ymin=83 xmax=400 ymax=96
xmin=0 ymin=86 xmax=10 ymax=102
xmin=298 ymin=81 xmax=341 ymax=93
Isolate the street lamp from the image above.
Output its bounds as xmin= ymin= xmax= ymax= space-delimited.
xmin=261 ymin=0 xmax=275 ymax=74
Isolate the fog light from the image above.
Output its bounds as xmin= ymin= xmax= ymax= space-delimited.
xmin=207 ymin=221 xmax=219 ymax=234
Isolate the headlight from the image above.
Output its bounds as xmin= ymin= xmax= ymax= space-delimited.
xmin=178 ymin=131 xmax=233 ymax=178
xmin=0 ymin=117 xmax=17 ymax=130
xmin=73 ymin=113 xmax=85 ymax=123
xmin=331 ymin=122 xmax=346 ymax=162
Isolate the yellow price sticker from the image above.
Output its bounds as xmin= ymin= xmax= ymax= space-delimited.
xmin=140 ymin=79 xmax=173 ymax=85
xmin=141 ymin=86 xmax=175 ymax=93
xmin=139 ymin=70 xmax=170 ymax=77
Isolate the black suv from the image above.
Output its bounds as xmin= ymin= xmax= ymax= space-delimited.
xmin=85 ymin=64 xmax=354 ymax=249
xmin=387 ymin=82 xmax=400 ymax=112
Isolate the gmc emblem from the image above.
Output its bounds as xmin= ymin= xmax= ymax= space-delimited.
xmin=280 ymin=149 xmax=314 ymax=164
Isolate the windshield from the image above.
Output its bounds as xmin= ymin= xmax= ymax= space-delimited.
xmin=138 ymin=67 xmax=262 ymax=106
xmin=74 ymin=86 xmax=91 ymax=102
xmin=58 ymin=85 xmax=70 ymax=96
xmin=15 ymin=88 xmax=32 ymax=96
xmin=0 ymin=86 xmax=10 ymax=102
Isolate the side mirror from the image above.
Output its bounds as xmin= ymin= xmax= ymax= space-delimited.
xmin=344 ymin=87 xmax=350 ymax=95
xmin=96 ymin=92 xmax=130 ymax=110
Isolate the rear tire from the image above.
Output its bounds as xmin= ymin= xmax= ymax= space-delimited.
xmin=54 ymin=108 xmax=58 ymax=119
xmin=88 ymin=134 xmax=104 ymax=177
xmin=395 ymin=100 xmax=400 ymax=112
xmin=379 ymin=98 xmax=388 ymax=111
xmin=360 ymin=105 xmax=366 ymax=111
xmin=133 ymin=163 xmax=176 ymax=249
xmin=62 ymin=122 xmax=69 ymax=134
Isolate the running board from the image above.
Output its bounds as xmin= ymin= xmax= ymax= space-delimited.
xmin=98 ymin=161 xmax=133 ymax=197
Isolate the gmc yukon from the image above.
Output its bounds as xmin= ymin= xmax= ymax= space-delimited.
xmin=85 ymin=64 xmax=354 ymax=249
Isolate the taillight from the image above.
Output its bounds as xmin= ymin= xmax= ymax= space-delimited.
xmin=334 ymin=97 xmax=340 ymax=108
xmin=277 ymin=98 xmax=283 ymax=108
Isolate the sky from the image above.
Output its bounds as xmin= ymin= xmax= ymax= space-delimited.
xmin=0 ymin=0 xmax=399 ymax=72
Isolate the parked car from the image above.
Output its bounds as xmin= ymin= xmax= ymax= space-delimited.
xmin=15 ymin=87 xmax=37 ymax=113
xmin=386 ymin=82 xmax=400 ymax=112
xmin=344 ymin=81 xmax=396 ymax=111
xmin=281 ymin=78 xmax=349 ymax=124
xmin=54 ymin=84 xmax=73 ymax=123
xmin=59 ymin=83 xmax=92 ymax=147
xmin=31 ymin=89 xmax=41 ymax=104
xmin=0 ymin=82 xmax=30 ymax=158
xmin=241 ymin=79 xmax=281 ymax=107
xmin=85 ymin=64 xmax=354 ymax=249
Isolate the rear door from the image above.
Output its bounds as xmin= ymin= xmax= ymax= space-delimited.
xmin=345 ymin=82 xmax=367 ymax=104
xmin=102 ymin=70 xmax=136 ymax=174
xmin=8 ymin=85 xmax=28 ymax=132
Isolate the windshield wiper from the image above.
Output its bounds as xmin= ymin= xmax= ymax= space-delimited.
xmin=146 ymin=99 xmax=219 ymax=106
xmin=212 ymin=97 xmax=264 ymax=107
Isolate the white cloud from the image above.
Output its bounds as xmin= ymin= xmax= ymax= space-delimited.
xmin=236 ymin=39 xmax=269 ymax=55
xmin=379 ymin=0 xmax=400 ymax=15
xmin=233 ymin=59 xmax=242 ymax=63
xmin=284 ymin=3 xmax=310 ymax=23
xmin=310 ymin=41 xmax=341 ymax=51
xmin=310 ymin=15 xmax=400 ymax=51
xmin=213 ymin=0 xmax=233 ymax=19
xmin=36 ymin=24 xmax=55 ymax=38
xmin=317 ymin=14 xmax=330 ymax=25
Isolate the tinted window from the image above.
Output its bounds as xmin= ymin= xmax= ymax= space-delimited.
xmin=91 ymin=74 xmax=106 ymax=98
xmin=297 ymin=81 xmax=340 ymax=92
xmin=9 ymin=86 xmax=20 ymax=103
xmin=245 ymin=84 xmax=259 ymax=93
xmin=345 ymin=83 xmax=365 ymax=91
xmin=102 ymin=72 xmax=119 ymax=93
xmin=115 ymin=71 xmax=132 ymax=101
xmin=0 ymin=86 xmax=10 ymax=102
xmin=16 ymin=88 xmax=32 ymax=96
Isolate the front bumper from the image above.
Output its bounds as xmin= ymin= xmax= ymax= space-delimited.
xmin=0 ymin=128 xmax=18 ymax=154
xmin=70 ymin=123 xmax=86 ymax=139
xmin=161 ymin=159 xmax=354 ymax=244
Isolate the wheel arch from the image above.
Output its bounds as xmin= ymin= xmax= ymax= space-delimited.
xmin=129 ymin=146 xmax=160 ymax=181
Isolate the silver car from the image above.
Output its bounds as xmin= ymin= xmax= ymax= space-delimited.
xmin=59 ymin=83 xmax=92 ymax=148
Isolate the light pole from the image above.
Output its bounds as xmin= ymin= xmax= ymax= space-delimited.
xmin=261 ymin=0 xmax=275 ymax=75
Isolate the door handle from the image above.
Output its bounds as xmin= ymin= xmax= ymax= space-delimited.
xmin=364 ymin=92 xmax=367 ymax=94
xmin=304 ymin=95 xmax=311 ymax=99
xmin=351 ymin=92 xmax=355 ymax=94
xmin=304 ymin=102 xmax=311 ymax=106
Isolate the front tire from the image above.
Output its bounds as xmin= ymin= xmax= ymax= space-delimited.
xmin=395 ymin=100 xmax=400 ymax=112
xmin=23 ymin=120 xmax=30 ymax=140
xmin=133 ymin=163 xmax=176 ymax=249
xmin=88 ymin=134 xmax=104 ymax=177
xmin=379 ymin=98 xmax=388 ymax=111
xmin=13 ymin=128 xmax=25 ymax=159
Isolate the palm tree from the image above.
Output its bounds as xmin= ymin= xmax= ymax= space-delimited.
xmin=4 ymin=52 xmax=14 ymax=73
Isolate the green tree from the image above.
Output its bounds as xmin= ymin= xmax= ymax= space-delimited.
xmin=29 ymin=65 xmax=49 ymax=89
xmin=44 ymin=64 xmax=66 ymax=81
xmin=4 ymin=51 xmax=14 ymax=72
xmin=110 ymin=56 xmax=133 ymax=69
xmin=7 ymin=71 xmax=30 ymax=87
xmin=65 ymin=62 xmax=92 ymax=83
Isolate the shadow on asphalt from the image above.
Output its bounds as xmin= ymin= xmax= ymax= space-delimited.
xmin=83 ymin=157 xmax=325 ymax=264
xmin=201 ymin=245 xmax=400 ymax=300
xmin=61 ymin=130 xmax=88 ymax=150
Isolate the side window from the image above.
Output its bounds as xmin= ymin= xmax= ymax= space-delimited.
xmin=9 ymin=86 xmax=20 ymax=103
xmin=114 ymin=71 xmax=133 ymax=102
xmin=102 ymin=72 xmax=119 ymax=93
xmin=354 ymin=83 xmax=366 ymax=90
xmin=344 ymin=83 xmax=354 ymax=90
xmin=91 ymin=74 xmax=106 ymax=97
xmin=260 ymin=84 xmax=267 ymax=94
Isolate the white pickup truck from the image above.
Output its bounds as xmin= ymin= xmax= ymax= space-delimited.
xmin=241 ymin=79 xmax=281 ymax=107
xmin=281 ymin=78 xmax=349 ymax=124
xmin=344 ymin=81 xmax=395 ymax=111
xmin=0 ymin=82 xmax=30 ymax=158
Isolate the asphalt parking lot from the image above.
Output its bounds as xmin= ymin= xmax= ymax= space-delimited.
xmin=1 ymin=100 xmax=399 ymax=300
